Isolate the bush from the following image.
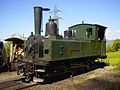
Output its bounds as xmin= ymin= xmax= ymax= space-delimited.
xmin=111 ymin=39 xmax=120 ymax=52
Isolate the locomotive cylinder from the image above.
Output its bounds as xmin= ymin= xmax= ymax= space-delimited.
xmin=45 ymin=19 xmax=58 ymax=36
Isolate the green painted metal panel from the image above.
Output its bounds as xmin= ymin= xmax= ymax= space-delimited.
xmin=43 ymin=39 xmax=52 ymax=60
xmin=43 ymin=39 xmax=102 ymax=61
xmin=101 ymin=40 xmax=106 ymax=56
xmin=44 ymin=40 xmax=82 ymax=60
xmin=51 ymin=40 xmax=68 ymax=60
xmin=50 ymin=40 xmax=81 ymax=60
xmin=69 ymin=24 xmax=96 ymax=41
xmin=90 ymin=40 xmax=101 ymax=55
xmin=67 ymin=41 xmax=81 ymax=58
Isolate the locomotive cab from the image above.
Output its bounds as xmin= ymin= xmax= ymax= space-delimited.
xmin=69 ymin=24 xmax=107 ymax=41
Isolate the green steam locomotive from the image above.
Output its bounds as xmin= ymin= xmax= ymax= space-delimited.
xmin=17 ymin=6 xmax=107 ymax=82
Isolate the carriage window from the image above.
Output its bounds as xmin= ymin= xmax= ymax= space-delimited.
xmin=98 ymin=27 xmax=105 ymax=40
xmin=86 ymin=28 xmax=92 ymax=38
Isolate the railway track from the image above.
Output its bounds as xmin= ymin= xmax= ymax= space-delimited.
xmin=0 ymin=62 xmax=107 ymax=90
xmin=0 ymin=78 xmax=39 ymax=90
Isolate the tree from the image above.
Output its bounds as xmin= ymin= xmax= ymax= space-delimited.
xmin=4 ymin=41 xmax=11 ymax=58
xmin=111 ymin=39 xmax=120 ymax=52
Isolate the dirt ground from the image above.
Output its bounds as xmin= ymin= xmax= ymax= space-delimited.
xmin=0 ymin=66 xmax=120 ymax=90
xmin=27 ymin=66 xmax=120 ymax=90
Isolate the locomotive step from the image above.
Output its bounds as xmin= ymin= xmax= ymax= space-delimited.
xmin=33 ymin=76 xmax=44 ymax=82
xmin=35 ymin=69 xmax=45 ymax=72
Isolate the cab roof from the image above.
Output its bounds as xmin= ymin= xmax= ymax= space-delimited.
xmin=69 ymin=23 xmax=107 ymax=29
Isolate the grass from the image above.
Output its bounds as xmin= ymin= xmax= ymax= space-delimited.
xmin=107 ymin=51 xmax=120 ymax=67
xmin=107 ymin=51 xmax=120 ymax=73
xmin=105 ymin=51 xmax=120 ymax=90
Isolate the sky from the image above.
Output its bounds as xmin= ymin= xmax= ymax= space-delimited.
xmin=0 ymin=0 xmax=120 ymax=41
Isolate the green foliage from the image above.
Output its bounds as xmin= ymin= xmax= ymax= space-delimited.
xmin=107 ymin=51 xmax=120 ymax=69
xmin=111 ymin=39 xmax=120 ymax=52
xmin=106 ymin=44 xmax=112 ymax=52
xmin=4 ymin=41 xmax=11 ymax=58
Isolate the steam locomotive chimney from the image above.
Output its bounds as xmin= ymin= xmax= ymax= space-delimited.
xmin=34 ymin=7 xmax=42 ymax=35
xmin=34 ymin=6 xmax=50 ymax=35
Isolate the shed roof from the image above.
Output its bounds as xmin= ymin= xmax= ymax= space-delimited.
xmin=5 ymin=37 xmax=24 ymax=44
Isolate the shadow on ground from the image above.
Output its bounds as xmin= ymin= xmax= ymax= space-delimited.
xmin=74 ymin=74 xmax=120 ymax=90
xmin=44 ymin=62 xmax=107 ymax=84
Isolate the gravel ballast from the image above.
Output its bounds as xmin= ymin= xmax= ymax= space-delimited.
xmin=0 ymin=66 xmax=120 ymax=90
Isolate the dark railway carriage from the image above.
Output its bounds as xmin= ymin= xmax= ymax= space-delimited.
xmin=0 ymin=41 xmax=8 ymax=72
xmin=17 ymin=6 xmax=107 ymax=82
